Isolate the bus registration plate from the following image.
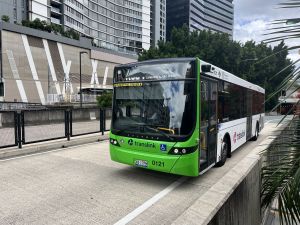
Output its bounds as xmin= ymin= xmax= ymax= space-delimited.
xmin=134 ymin=160 xmax=148 ymax=168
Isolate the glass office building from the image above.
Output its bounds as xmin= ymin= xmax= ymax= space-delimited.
xmin=166 ymin=0 xmax=233 ymax=39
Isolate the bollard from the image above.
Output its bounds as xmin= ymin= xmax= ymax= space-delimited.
xmin=65 ymin=110 xmax=71 ymax=141
xmin=17 ymin=111 xmax=22 ymax=148
xmin=100 ymin=109 xmax=104 ymax=135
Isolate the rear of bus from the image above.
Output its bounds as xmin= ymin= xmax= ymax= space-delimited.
xmin=109 ymin=58 xmax=200 ymax=176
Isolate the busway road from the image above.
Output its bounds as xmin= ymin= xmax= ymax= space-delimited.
xmin=0 ymin=118 xmax=283 ymax=225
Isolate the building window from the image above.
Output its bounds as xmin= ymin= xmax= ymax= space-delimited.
xmin=13 ymin=8 xmax=17 ymax=20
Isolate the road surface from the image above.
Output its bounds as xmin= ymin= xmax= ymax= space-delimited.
xmin=0 ymin=119 xmax=282 ymax=225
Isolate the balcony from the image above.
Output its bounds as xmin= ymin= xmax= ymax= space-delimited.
xmin=51 ymin=0 xmax=62 ymax=6
xmin=51 ymin=17 xmax=61 ymax=25
xmin=65 ymin=21 xmax=85 ymax=34
xmin=51 ymin=7 xmax=61 ymax=15
xmin=65 ymin=0 xmax=84 ymax=13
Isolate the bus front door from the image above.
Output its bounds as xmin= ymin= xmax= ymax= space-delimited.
xmin=199 ymin=79 xmax=218 ymax=173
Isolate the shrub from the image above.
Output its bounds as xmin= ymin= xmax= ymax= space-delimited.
xmin=20 ymin=19 xmax=80 ymax=40
xmin=96 ymin=92 xmax=112 ymax=108
xmin=1 ymin=15 xmax=10 ymax=22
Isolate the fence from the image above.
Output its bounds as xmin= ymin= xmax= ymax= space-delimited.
xmin=0 ymin=111 xmax=18 ymax=148
xmin=0 ymin=108 xmax=111 ymax=149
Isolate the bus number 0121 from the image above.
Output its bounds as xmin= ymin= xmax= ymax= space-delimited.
xmin=152 ymin=160 xmax=164 ymax=167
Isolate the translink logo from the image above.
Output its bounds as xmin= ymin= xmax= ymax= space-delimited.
xmin=128 ymin=139 xmax=133 ymax=146
xmin=127 ymin=139 xmax=156 ymax=148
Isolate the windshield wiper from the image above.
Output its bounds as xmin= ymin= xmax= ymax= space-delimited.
xmin=143 ymin=125 xmax=174 ymax=141
xmin=113 ymin=123 xmax=174 ymax=142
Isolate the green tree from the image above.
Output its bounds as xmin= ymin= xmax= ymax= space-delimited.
xmin=239 ymin=41 xmax=293 ymax=110
xmin=96 ymin=92 xmax=112 ymax=108
xmin=260 ymin=1 xmax=300 ymax=224
xmin=1 ymin=15 xmax=10 ymax=22
xmin=139 ymin=25 xmax=292 ymax=111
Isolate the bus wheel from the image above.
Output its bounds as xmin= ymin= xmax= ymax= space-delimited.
xmin=216 ymin=139 xmax=228 ymax=167
xmin=252 ymin=124 xmax=259 ymax=141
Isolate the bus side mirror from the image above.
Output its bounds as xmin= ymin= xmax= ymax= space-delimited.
xmin=201 ymin=65 xmax=211 ymax=73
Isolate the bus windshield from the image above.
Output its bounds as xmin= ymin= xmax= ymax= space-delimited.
xmin=112 ymin=61 xmax=196 ymax=141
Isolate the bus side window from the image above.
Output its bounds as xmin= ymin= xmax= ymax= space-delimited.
xmin=218 ymin=81 xmax=224 ymax=123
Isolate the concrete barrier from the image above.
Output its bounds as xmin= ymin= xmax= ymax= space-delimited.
xmin=0 ymin=108 xmax=112 ymax=127
xmin=0 ymin=111 xmax=14 ymax=127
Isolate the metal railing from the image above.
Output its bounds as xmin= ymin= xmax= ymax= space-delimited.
xmin=0 ymin=101 xmax=45 ymax=111
xmin=47 ymin=94 xmax=97 ymax=105
xmin=0 ymin=108 xmax=111 ymax=149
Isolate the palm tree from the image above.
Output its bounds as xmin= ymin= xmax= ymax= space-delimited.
xmin=261 ymin=1 xmax=300 ymax=224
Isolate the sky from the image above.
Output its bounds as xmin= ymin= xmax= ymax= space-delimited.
xmin=233 ymin=0 xmax=299 ymax=62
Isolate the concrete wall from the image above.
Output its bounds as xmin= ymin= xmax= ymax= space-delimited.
xmin=0 ymin=111 xmax=14 ymax=127
xmin=0 ymin=22 xmax=137 ymax=104
xmin=23 ymin=110 xmax=66 ymax=125
xmin=208 ymin=160 xmax=261 ymax=225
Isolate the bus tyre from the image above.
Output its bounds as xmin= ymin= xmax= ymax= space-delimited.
xmin=252 ymin=124 xmax=259 ymax=141
xmin=216 ymin=139 xmax=228 ymax=167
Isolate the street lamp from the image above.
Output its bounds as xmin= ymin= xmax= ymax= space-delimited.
xmin=79 ymin=51 xmax=88 ymax=108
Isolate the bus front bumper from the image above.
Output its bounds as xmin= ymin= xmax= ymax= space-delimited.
xmin=110 ymin=146 xmax=199 ymax=177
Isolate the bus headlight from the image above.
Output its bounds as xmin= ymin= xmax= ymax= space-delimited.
xmin=110 ymin=138 xmax=120 ymax=146
xmin=168 ymin=146 xmax=197 ymax=155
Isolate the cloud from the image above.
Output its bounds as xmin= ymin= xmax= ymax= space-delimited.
xmin=288 ymin=51 xmax=300 ymax=62
xmin=234 ymin=20 xmax=267 ymax=43
xmin=234 ymin=0 xmax=300 ymax=61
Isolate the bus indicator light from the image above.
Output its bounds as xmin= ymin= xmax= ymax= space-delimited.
xmin=169 ymin=146 xmax=198 ymax=155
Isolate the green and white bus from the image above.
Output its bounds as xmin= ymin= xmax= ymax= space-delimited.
xmin=109 ymin=58 xmax=265 ymax=176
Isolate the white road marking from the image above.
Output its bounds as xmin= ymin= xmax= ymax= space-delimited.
xmin=114 ymin=176 xmax=187 ymax=225
xmin=0 ymin=141 xmax=108 ymax=162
